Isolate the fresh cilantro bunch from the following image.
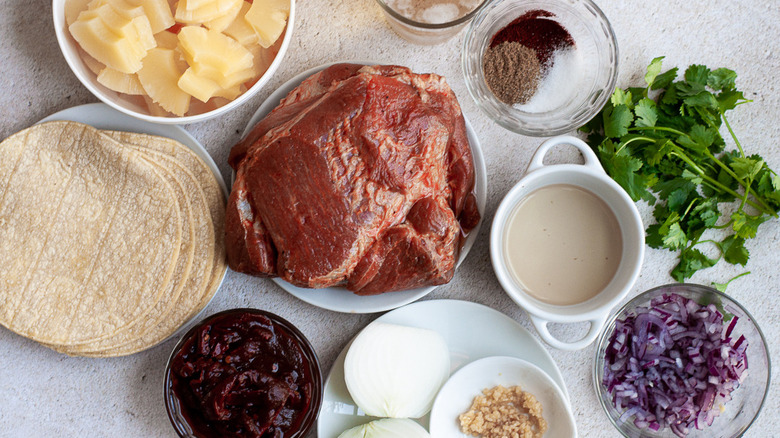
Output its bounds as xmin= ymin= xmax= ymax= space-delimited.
xmin=581 ymin=57 xmax=780 ymax=283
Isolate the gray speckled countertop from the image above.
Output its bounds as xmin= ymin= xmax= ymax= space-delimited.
xmin=0 ymin=0 xmax=777 ymax=437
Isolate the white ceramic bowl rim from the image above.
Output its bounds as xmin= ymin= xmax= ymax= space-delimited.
xmin=430 ymin=356 xmax=577 ymax=438
xmin=490 ymin=136 xmax=645 ymax=350
xmin=51 ymin=0 xmax=295 ymax=125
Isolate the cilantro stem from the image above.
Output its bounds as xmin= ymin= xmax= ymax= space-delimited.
xmin=720 ymin=111 xmax=745 ymax=156
xmin=616 ymin=136 xmax=655 ymax=155
xmin=634 ymin=117 xmax=778 ymax=216
xmin=669 ymin=149 xmax=771 ymax=214
xmin=628 ymin=126 xmax=688 ymax=137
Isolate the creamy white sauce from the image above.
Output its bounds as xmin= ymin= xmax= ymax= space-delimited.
xmin=503 ymin=184 xmax=622 ymax=306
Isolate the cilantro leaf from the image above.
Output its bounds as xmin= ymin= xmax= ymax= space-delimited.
xmin=731 ymin=211 xmax=768 ymax=239
xmin=634 ymin=98 xmax=658 ymax=127
xmin=708 ymin=68 xmax=737 ymax=91
xmin=672 ymin=248 xmax=717 ymax=281
xmin=611 ymin=89 xmax=633 ymax=108
xmin=604 ymin=104 xmax=634 ymax=138
xmin=645 ymin=57 xmax=665 ymax=88
xmin=719 ymin=235 xmax=749 ymax=266
xmin=663 ymin=222 xmax=688 ymax=250
xmin=687 ymin=198 xmax=720 ymax=230
xmin=684 ymin=64 xmax=711 ymax=86
xmin=651 ymin=68 xmax=679 ymax=90
xmin=597 ymin=140 xmax=654 ymax=202
xmin=717 ymin=90 xmax=745 ymax=112
xmin=645 ymin=224 xmax=664 ymax=249
xmin=655 ymin=177 xmax=696 ymax=212
xmin=689 ymin=124 xmax=715 ymax=149
xmin=730 ymin=157 xmax=764 ymax=181
xmin=683 ymin=91 xmax=719 ymax=110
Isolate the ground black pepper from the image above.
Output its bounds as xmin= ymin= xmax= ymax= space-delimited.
xmin=483 ymin=41 xmax=541 ymax=104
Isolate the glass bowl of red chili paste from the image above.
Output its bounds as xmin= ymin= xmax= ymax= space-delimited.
xmin=164 ymin=308 xmax=322 ymax=438
xmin=462 ymin=0 xmax=618 ymax=136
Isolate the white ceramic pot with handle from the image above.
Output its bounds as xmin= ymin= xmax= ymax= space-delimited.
xmin=491 ymin=136 xmax=645 ymax=350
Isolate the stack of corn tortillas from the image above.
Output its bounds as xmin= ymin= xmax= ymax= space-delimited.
xmin=0 ymin=121 xmax=226 ymax=357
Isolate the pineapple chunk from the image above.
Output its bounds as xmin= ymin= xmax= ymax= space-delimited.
xmin=204 ymin=0 xmax=242 ymax=32
xmin=244 ymin=0 xmax=289 ymax=48
xmin=79 ymin=5 xmax=156 ymax=51
xmin=214 ymin=84 xmax=243 ymax=100
xmin=69 ymin=14 xmax=145 ymax=73
xmin=223 ymin=1 xmax=258 ymax=46
xmin=90 ymin=0 xmax=174 ymax=33
xmin=177 ymin=68 xmax=221 ymax=102
xmin=143 ymin=95 xmax=173 ymax=116
xmin=125 ymin=0 xmax=175 ymax=33
xmin=175 ymin=0 xmax=241 ymax=24
xmin=66 ymin=0 xmax=96 ymax=26
xmin=87 ymin=0 xmax=145 ymax=18
xmin=180 ymin=0 xmax=213 ymax=10
xmin=97 ymin=67 xmax=145 ymax=94
xmin=137 ymin=48 xmax=191 ymax=116
xmin=178 ymin=26 xmax=253 ymax=88
xmin=79 ymin=48 xmax=106 ymax=75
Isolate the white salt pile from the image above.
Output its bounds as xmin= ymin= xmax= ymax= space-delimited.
xmin=518 ymin=48 xmax=586 ymax=113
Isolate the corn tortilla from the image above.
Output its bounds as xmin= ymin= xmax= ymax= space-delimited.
xmin=0 ymin=121 xmax=181 ymax=345
xmin=54 ymin=130 xmax=226 ymax=357
xmin=56 ymin=150 xmax=198 ymax=353
xmin=61 ymin=144 xmax=213 ymax=354
xmin=77 ymin=131 xmax=227 ymax=357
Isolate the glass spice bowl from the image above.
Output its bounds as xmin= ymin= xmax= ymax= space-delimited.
xmin=593 ymin=284 xmax=770 ymax=438
xmin=375 ymin=0 xmax=489 ymax=45
xmin=462 ymin=0 xmax=618 ymax=136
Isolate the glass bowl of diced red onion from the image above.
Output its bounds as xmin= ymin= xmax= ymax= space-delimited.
xmin=593 ymin=283 xmax=770 ymax=438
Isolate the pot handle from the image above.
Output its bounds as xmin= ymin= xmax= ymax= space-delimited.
xmin=527 ymin=135 xmax=603 ymax=173
xmin=529 ymin=313 xmax=608 ymax=351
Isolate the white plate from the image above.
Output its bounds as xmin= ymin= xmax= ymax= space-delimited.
xmin=316 ymin=300 xmax=570 ymax=438
xmin=241 ymin=62 xmax=488 ymax=313
xmin=430 ymin=356 xmax=577 ymax=438
xmin=37 ymin=103 xmax=229 ymax=341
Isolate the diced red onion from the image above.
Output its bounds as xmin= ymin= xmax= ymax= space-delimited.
xmin=602 ymin=293 xmax=748 ymax=437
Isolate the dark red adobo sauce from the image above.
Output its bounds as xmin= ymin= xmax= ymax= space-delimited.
xmin=169 ymin=311 xmax=317 ymax=438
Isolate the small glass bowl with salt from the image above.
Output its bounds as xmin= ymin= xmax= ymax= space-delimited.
xmin=375 ymin=0 xmax=489 ymax=45
xmin=462 ymin=0 xmax=618 ymax=136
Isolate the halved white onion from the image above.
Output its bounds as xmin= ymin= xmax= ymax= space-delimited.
xmin=344 ymin=322 xmax=450 ymax=418
xmin=337 ymin=418 xmax=431 ymax=438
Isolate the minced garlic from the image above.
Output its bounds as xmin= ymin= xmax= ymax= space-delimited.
xmin=458 ymin=385 xmax=547 ymax=438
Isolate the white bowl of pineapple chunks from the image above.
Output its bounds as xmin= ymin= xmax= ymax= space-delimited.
xmin=53 ymin=0 xmax=294 ymax=124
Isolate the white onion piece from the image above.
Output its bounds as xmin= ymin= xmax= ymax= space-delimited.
xmin=337 ymin=418 xmax=431 ymax=438
xmin=344 ymin=322 xmax=450 ymax=418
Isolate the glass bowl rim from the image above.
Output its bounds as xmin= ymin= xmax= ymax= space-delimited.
xmin=374 ymin=0 xmax=491 ymax=29
xmin=592 ymin=282 xmax=771 ymax=437
xmin=163 ymin=307 xmax=324 ymax=437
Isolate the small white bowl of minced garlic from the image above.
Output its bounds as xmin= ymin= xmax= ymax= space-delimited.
xmin=429 ymin=356 xmax=576 ymax=438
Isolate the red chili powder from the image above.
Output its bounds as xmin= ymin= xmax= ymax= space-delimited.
xmin=490 ymin=10 xmax=575 ymax=68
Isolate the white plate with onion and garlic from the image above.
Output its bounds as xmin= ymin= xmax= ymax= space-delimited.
xmin=317 ymin=299 xmax=571 ymax=438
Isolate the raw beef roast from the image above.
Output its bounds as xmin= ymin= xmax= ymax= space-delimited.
xmin=226 ymin=64 xmax=480 ymax=295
